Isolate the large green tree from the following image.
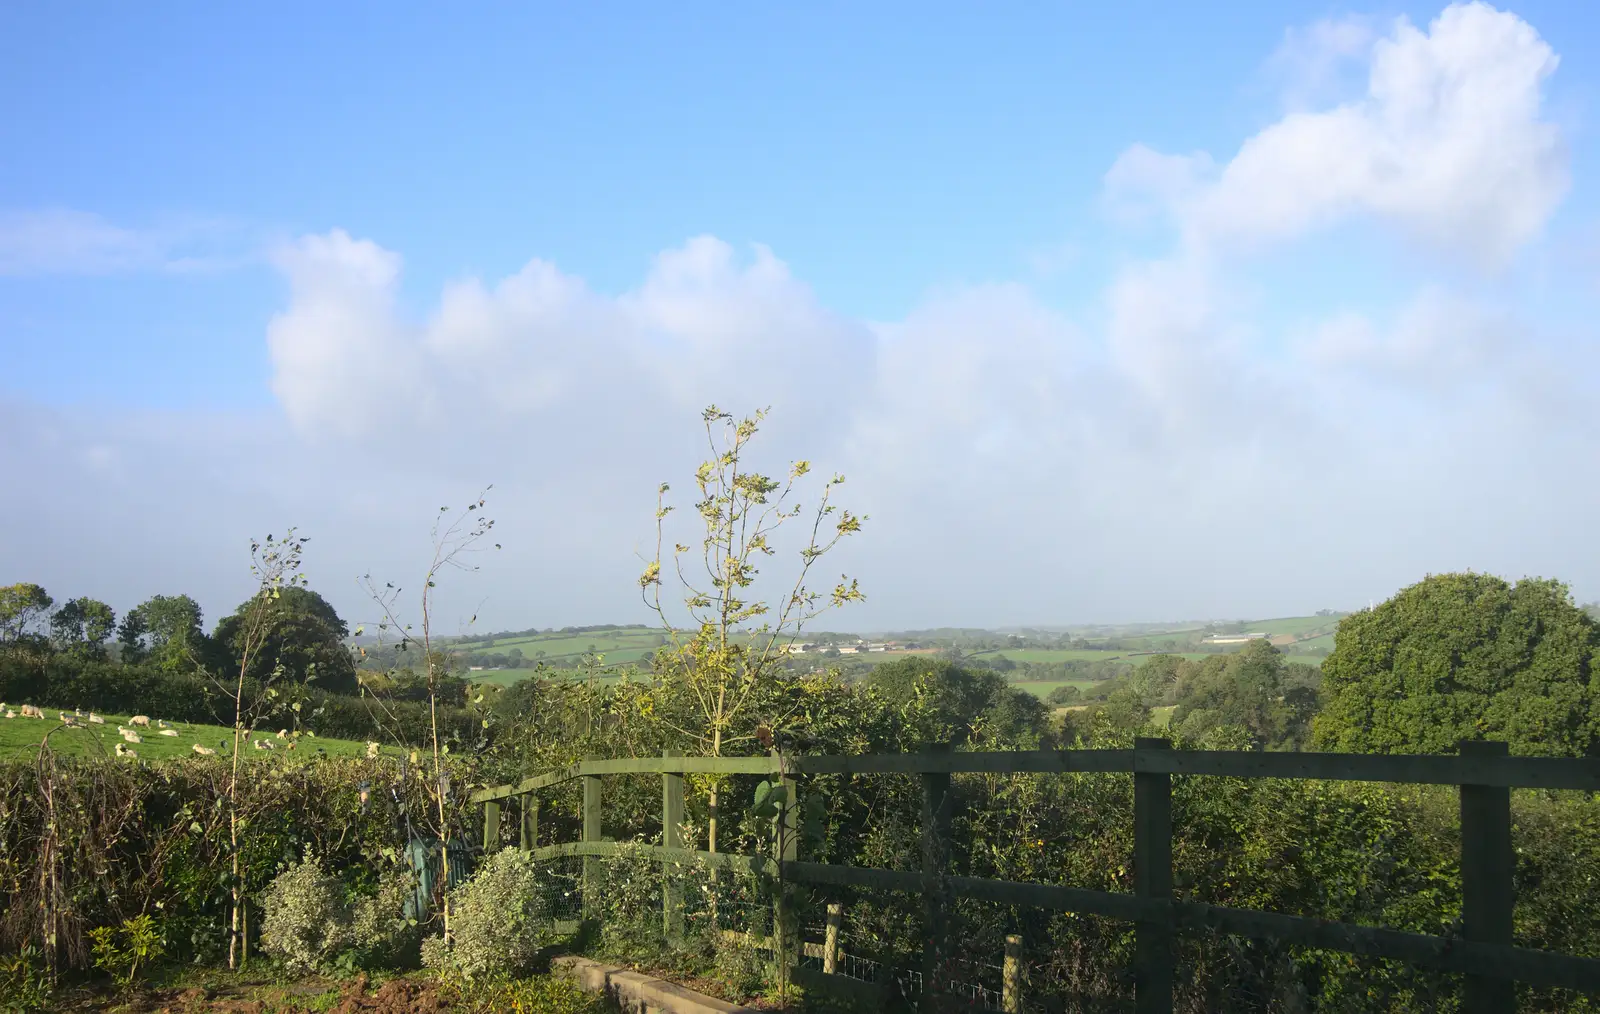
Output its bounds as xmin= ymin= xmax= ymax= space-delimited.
xmin=0 ymin=582 xmax=53 ymax=645
xmin=50 ymin=597 xmax=117 ymax=658
xmin=1313 ymin=573 xmax=1600 ymax=756
xmin=213 ymin=586 xmax=358 ymax=694
xmin=1169 ymin=641 xmax=1319 ymax=749
xmin=119 ymin=594 xmax=207 ymax=670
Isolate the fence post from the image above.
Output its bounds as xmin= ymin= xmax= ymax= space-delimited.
xmin=824 ymin=901 xmax=843 ymax=975
xmin=483 ymin=799 xmax=501 ymax=853
xmin=921 ymin=768 xmax=954 ymax=1014
xmin=520 ymin=794 xmax=539 ymax=852
xmin=583 ymin=770 xmax=602 ymax=920
xmin=1003 ymin=933 xmax=1024 ymax=1013
xmin=663 ymin=750 xmax=685 ymax=940
xmin=775 ymin=752 xmax=801 ymax=988
xmin=1134 ymin=737 xmax=1173 ymax=1014
xmin=1460 ymin=739 xmax=1514 ymax=1014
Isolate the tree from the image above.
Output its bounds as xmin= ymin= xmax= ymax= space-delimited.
xmin=0 ymin=583 xmax=53 ymax=645
xmin=121 ymin=594 xmax=206 ymax=672
xmin=49 ymin=597 xmax=116 ymax=658
xmin=1313 ymin=573 xmax=1600 ymax=757
xmin=1169 ymin=641 xmax=1311 ymax=748
xmin=640 ymin=405 xmax=864 ymax=854
xmin=213 ymin=586 xmax=359 ymax=694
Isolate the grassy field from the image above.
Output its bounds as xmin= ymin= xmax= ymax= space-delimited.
xmin=454 ymin=625 xmax=664 ymax=666
xmin=1011 ymin=678 xmax=1102 ymax=699
xmin=0 ymin=710 xmax=384 ymax=762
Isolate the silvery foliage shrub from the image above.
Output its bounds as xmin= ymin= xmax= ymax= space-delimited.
xmin=425 ymin=848 xmax=552 ymax=981
xmin=260 ymin=855 xmax=352 ymax=974
xmin=261 ymin=855 xmax=416 ymax=973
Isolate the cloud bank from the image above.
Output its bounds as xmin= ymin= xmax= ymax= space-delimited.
xmin=4 ymin=2 xmax=1597 ymax=632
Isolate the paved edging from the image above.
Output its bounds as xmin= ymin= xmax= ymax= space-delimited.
xmin=552 ymin=955 xmax=763 ymax=1014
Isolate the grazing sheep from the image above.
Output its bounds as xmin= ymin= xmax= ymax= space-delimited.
xmin=160 ymin=729 xmax=180 ymax=737
xmin=128 ymin=715 xmax=151 ymax=727
xmin=87 ymin=713 xmax=105 ymax=724
xmin=120 ymin=730 xmax=142 ymax=744
xmin=193 ymin=744 xmax=216 ymax=756
xmin=253 ymin=739 xmax=276 ymax=751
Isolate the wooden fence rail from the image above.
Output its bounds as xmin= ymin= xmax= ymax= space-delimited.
xmin=471 ymin=740 xmax=1600 ymax=1013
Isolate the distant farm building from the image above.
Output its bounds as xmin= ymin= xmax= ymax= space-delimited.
xmin=1202 ymin=632 xmax=1269 ymax=645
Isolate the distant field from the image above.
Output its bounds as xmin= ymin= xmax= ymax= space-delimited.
xmin=455 ymin=626 xmax=663 ymax=666
xmin=974 ymin=649 xmax=1217 ymax=664
xmin=0 ymin=711 xmax=384 ymax=762
xmin=1012 ymin=679 xmax=1100 ymax=699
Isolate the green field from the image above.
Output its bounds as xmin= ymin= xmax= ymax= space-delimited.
xmin=455 ymin=625 xmax=665 ymax=666
xmin=1011 ymin=678 xmax=1101 ymax=699
xmin=0 ymin=711 xmax=384 ymax=762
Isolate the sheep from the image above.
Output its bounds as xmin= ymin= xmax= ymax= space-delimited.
xmin=157 ymin=719 xmax=172 ymax=729
xmin=3 ymin=711 xmax=14 ymax=719
xmin=277 ymin=729 xmax=288 ymax=739
xmin=192 ymin=744 xmax=216 ymax=756
xmin=253 ymin=739 xmax=276 ymax=751
xmin=366 ymin=741 xmax=380 ymax=759
xmin=115 ymin=742 xmax=136 ymax=758
xmin=128 ymin=715 xmax=151 ymax=727
xmin=159 ymin=729 xmax=180 ymax=737
xmin=20 ymin=705 xmax=44 ymax=719
xmin=87 ymin=713 xmax=105 ymax=724
xmin=120 ymin=730 xmax=142 ymax=744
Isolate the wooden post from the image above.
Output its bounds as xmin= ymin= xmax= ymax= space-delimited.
xmin=663 ymin=750 xmax=685 ymax=940
xmin=483 ymin=799 xmax=501 ymax=853
xmin=920 ymin=769 xmax=954 ymax=1014
xmin=1003 ymin=933 xmax=1024 ymax=1014
xmin=1134 ymin=737 xmax=1173 ymax=1014
xmin=1460 ymin=739 xmax=1514 ymax=1014
xmin=520 ymin=794 xmax=539 ymax=852
xmin=775 ymin=753 xmax=801 ymax=987
xmin=824 ymin=901 xmax=843 ymax=975
xmin=582 ymin=772 xmax=602 ymax=919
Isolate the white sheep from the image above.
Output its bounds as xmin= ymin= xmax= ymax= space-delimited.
xmin=120 ymin=730 xmax=142 ymax=744
xmin=115 ymin=742 xmax=136 ymax=758
xmin=277 ymin=729 xmax=288 ymax=739
xmin=157 ymin=719 xmax=172 ymax=729
xmin=128 ymin=715 xmax=151 ymax=727
xmin=160 ymin=729 xmax=180 ymax=737
xmin=20 ymin=705 xmax=44 ymax=719
xmin=253 ymin=739 xmax=276 ymax=751
xmin=3 ymin=711 xmax=15 ymax=719
xmin=87 ymin=713 xmax=105 ymax=724
xmin=192 ymin=744 xmax=216 ymax=756
xmin=366 ymin=741 xmax=380 ymax=759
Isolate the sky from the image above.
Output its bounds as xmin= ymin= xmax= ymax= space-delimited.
xmin=2 ymin=1 xmax=1598 ymax=635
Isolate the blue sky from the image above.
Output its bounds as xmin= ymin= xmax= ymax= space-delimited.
xmin=2 ymin=2 xmax=1598 ymax=632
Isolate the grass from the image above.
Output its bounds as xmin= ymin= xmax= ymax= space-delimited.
xmin=0 ymin=709 xmax=385 ymax=763
xmin=1012 ymin=679 xmax=1101 ymax=699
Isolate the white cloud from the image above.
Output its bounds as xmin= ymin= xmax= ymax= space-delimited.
xmin=1112 ymin=2 xmax=1568 ymax=267
xmin=0 ymin=209 xmax=246 ymax=276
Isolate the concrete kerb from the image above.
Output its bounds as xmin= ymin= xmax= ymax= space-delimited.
xmin=553 ymin=955 xmax=764 ymax=1014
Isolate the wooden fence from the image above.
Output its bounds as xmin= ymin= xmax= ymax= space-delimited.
xmin=472 ymin=739 xmax=1600 ymax=1013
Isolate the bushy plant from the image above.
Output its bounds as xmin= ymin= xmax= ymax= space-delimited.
xmin=345 ymin=867 xmax=421 ymax=970
xmin=88 ymin=914 xmax=165 ymax=991
xmin=260 ymin=855 xmax=353 ymax=974
xmin=0 ymin=945 xmax=51 ymax=1014
xmin=428 ymin=848 xmax=552 ymax=981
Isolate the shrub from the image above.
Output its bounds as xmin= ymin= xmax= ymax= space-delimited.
xmin=260 ymin=855 xmax=352 ymax=974
xmin=0 ymin=945 xmax=51 ymax=1014
xmin=88 ymin=914 xmax=165 ymax=991
xmin=346 ymin=867 xmax=421 ymax=970
xmin=430 ymin=848 xmax=551 ymax=981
